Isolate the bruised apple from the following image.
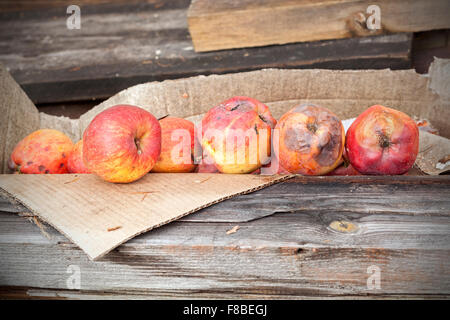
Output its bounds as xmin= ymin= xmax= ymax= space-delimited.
xmin=67 ymin=140 xmax=90 ymax=173
xmin=9 ymin=129 xmax=73 ymax=174
xmin=83 ymin=105 xmax=161 ymax=183
xmin=152 ymin=117 xmax=196 ymax=173
xmin=275 ymin=104 xmax=345 ymax=175
xmin=346 ymin=105 xmax=419 ymax=175
xmin=201 ymin=96 xmax=276 ymax=174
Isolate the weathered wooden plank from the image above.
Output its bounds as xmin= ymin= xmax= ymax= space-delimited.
xmin=0 ymin=0 xmax=190 ymax=13
xmin=2 ymin=286 xmax=449 ymax=300
xmin=188 ymin=0 xmax=450 ymax=52
xmin=0 ymin=3 xmax=412 ymax=104
xmin=0 ymin=176 xmax=449 ymax=298
xmin=0 ymin=211 xmax=449 ymax=298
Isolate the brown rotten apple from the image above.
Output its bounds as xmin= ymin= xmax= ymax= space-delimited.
xmin=346 ymin=105 xmax=419 ymax=175
xmin=83 ymin=105 xmax=161 ymax=183
xmin=275 ymin=104 xmax=345 ymax=175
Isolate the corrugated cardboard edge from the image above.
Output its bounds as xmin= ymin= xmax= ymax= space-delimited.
xmin=0 ymin=174 xmax=293 ymax=260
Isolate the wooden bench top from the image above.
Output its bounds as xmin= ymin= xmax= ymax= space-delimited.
xmin=1 ymin=175 xmax=449 ymax=299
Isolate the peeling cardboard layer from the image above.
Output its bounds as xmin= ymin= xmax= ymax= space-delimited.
xmin=0 ymin=173 xmax=292 ymax=260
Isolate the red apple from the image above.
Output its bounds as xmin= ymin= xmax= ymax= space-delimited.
xmin=83 ymin=105 xmax=161 ymax=183
xmin=346 ymin=105 xmax=419 ymax=175
xmin=152 ymin=117 xmax=197 ymax=173
xmin=9 ymin=129 xmax=73 ymax=174
xmin=67 ymin=140 xmax=91 ymax=173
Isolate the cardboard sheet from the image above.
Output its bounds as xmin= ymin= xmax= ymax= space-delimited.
xmin=0 ymin=173 xmax=292 ymax=260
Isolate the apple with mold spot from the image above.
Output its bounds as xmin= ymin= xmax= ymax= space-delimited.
xmin=9 ymin=129 xmax=73 ymax=174
xmin=200 ymin=96 xmax=276 ymax=174
xmin=346 ymin=105 xmax=419 ymax=175
xmin=83 ymin=105 xmax=161 ymax=183
xmin=275 ymin=104 xmax=345 ymax=175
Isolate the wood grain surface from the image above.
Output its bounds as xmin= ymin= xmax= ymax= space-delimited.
xmin=188 ymin=0 xmax=450 ymax=52
xmin=1 ymin=175 xmax=449 ymax=299
xmin=0 ymin=2 xmax=412 ymax=104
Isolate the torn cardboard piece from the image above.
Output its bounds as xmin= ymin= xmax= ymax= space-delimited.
xmin=0 ymin=173 xmax=292 ymax=260
xmin=416 ymin=131 xmax=450 ymax=175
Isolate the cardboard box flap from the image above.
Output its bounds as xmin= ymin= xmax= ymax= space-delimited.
xmin=428 ymin=58 xmax=450 ymax=101
xmin=79 ymin=66 xmax=445 ymax=132
xmin=0 ymin=64 xmax=40 ymax=173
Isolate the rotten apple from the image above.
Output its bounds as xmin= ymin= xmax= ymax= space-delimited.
xmin=275 ymin=104 xmax=345 ymax=175
xmin=200 ymin=96 xmax=276 ymax=174
xmin=346 ymin=104 xmax=419 ymax=175
xmin=9 ymin=129 xmax=73 ymax=174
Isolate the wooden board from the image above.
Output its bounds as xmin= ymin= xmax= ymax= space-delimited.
xmin=0 ymin=0 xmax=179 ymax=12
xmin=1 ymin=175 xmax=449 ymax=299
xmin=188 ymin=0 xmax=450 ymax=52
xmin=0 ymin=2 xmax=412 ymax=104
